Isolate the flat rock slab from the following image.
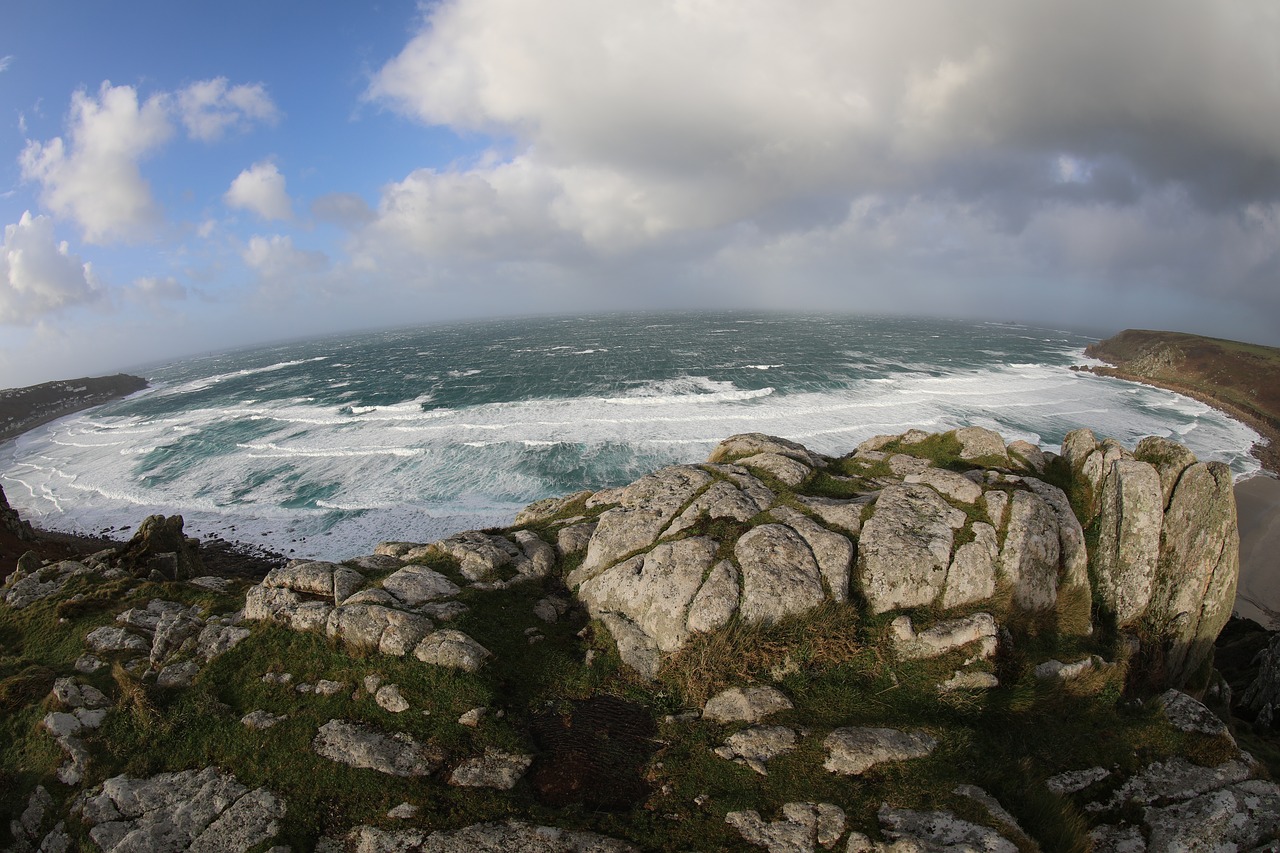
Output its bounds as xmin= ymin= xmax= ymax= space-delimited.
xmin=872 ymin=804 xmax=1017 ymax=853
xmin=337 ymin=821 xmax=638 ymax=852
xmin=714 ymin=725 xmax=798 ymax=775
xmin=726 ymin=802 xmax=846 ymax=853
xmin=448 ymin=749 xmax=534 ymax=790
xmin=823 ymin=727 xmax=937 ymax=776
xmin=1156 ymin=689 xmax=1233 ymax=741
xmin=312 ymin=719 xmax=445 ymax=777
xmin=413 ymin=629 xmax=492 ymax=672
xmin=77 ymin=767 xmax=285 ymax=853
xmin=703 ymin=686 xmax=793 ymax=724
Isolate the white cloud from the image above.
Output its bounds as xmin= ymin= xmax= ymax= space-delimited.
xmin=128 ymin=275 xmax=188 ymax=303
xmin=311 ymin=193 xmax=376 ymax=228
xmin=175 ymin=78 xmax=279 ymax=142
xmin=0 ymin=56 xmax=13 ymax=73
xmin=0 ymin=211 xmax=102 ymax=324
xmin=20 ymin=82 xmax=172 ymax=244
xmin=225 ymin=161 xmax=294 ymax=221
xmin=243 ymin=234 xmax=328 ymax=278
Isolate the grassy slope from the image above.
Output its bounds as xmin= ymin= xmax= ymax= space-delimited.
xmin=1082 ymin=329 xmax=1280 ymax=473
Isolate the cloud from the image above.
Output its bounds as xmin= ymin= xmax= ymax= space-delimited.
xmin=0 ymin=56 xmax=13 ymax=73
xmin=243 ymin=234 xmax=328 ymax=279
xmin=352 ymin=0 xmax=1280 ymax=341
xmin=19 ymin=82 xmax=172 ymax=244
xmin=20 ymin=78 xmax=280 ymax=244
xmin=225 ymin=161 xmax=294 ymax=221
xmin=128 ymin=275 xmax=188 ymax=303
xmin=311 ymin=193 xmax=376 ymax=228
xmin=175 ymin=78 xmax=279 ymax=142
xmin=0 ymin=211 xmax=102 ymax=324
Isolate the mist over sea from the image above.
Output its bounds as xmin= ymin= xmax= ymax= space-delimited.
xmin=0 ymin=313 xmax=1262 ymax=560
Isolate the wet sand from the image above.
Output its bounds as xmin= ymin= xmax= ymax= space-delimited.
xmin=1234 ymin=474 xmax=1280 ymax=626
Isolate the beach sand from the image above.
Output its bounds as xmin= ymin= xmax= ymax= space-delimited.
xmin=1234 ymin=474 xmax=1280 ymax=626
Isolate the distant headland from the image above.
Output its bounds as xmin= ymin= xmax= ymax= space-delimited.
xmin=0 ymin=374 xmax=148 ymax=445
xmin=1077 ymin=329 xmax=1280 ymax=476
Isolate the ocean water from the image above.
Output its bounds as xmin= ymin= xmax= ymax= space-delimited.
xmin=0 ymin=313 xmax=1262 ymax=560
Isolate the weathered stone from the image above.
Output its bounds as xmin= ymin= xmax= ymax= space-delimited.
xmin=288 ymin=601 xmax=333 ymax=633
xmin=709 ymin=433 xmax=820 ymax=467
xmin=578 ymin=537 xmax=717 ymax=653
xmin=890 ymin=613 xmax=997 ymax=661
xmin=387 ymin=802 xmax=418 ymax=819
xmin=736 ymin=525 xmax=826 ymax=625
xmin=533 ymin=595 xmax=570 ymax=623
xmin=312 ymin=719 xmax=445 ymax=777
xmin=769 ymin=507 xmax=853 ymax=603
xmin=1243 ymin=633 xmax=1280 ymax=721
xmin=1134 ymin=435 xmax=1199 ymax=509
xmin=1022 ymin=477 xmax=1091 ymax=604
xmin=941 ymin=523 xmax=998 ymax=609
xmin=325 ymin=604 xmax=434 ymax=657
xmin=1155 ymin=689 xmax=1232 ymax=740
xmin=314 ymin=679 xmax=345 ymax=696
xmin=1046 ymin=766 xmax=1111 ymax=795
xmin=1143 ymin=779 xmax=1280 ymax=851
xmin=4 ymin=560 xmax=94 ymax=609
xmin=1007 ymin=440 xmax=1046 ymax=473
xmin=714 ymin=725 xmax=798 ymax=774
xmin=1035 ymin=658 xmax=1097 ymax=680
xmin=346 ymin=554 xmax=403 ymax=572
xmin=796 ymin=495 xmax=867 ymax=536
xmin=953 ymin=427 xmax=1009 ymax=463
xmin=887 ymin=454 xmax=932 ymax=477
xmin=983 ymin=490 xmax=1009 ymax=530
xmin=515 ymin=490 xmax=593 ymax=526
xmin=78 ymin=767 xmax=284 ymax=853
xmin=877 ymin=804 xmax=1017 ymax=852
xmin=113 ymin=515 xmax=203 ymax=581
xmin=857 ymin=484 xmax=965 ymax=614
xmin=686 ymin=560 xmax=740 ymax=635
xmin=338 ymin=821 xmax=637 ymax=852
xmin=413 ymin=630 xmax=492 ymax=672
xmin=156 ymin=660 xmax=200 ymax=688
xmin=573 ymin=466 xmax=713 ymax=583
xmin=737 ymin=453 xmax=812 ymax=487
xmin=374 ymin=542 xmax=417 ymax=558
xmin=597 ymin=613 xmax=661 ymax=680
xmin=243 ymin=585 xmax=304 ymax=624
xmin=556 ymin=522 xmax=597 ymax=558
xmin=1098 ymin=756 xmax=1254 ymax=810
xmin=458 ymin=707 xmax=487 ymax=727
xmin=84 ymin=626 xmax=150 ymax=654
xmin=822 ymin=727 xmax=937 ymax=775
xmin=664 ymin=479 xmax=773 ymax=537
xmin=703 ymin=686 xmax=794 ymax=724
xmin=194 ymin=624 xmax=249 ymax=662
xmin=1094 ymin=459 xmax=1163 ymax=626
xmin=262 ymin=561 xmax=340 ymax=597
xmin=726 ymin=802 xmax=846 ymax=853
xmin=939 ymin=670 xmax=999 ymax=691
xmin=242 ymin=710 xmax=286 ymax=730
xmin=512 ymin=530 xmax=556 ymax=578
xmin=1146 ymin=461 xmax=1239 ymax=686
xmin=425 ymin=531 xmax=526 ymax=582
xmin=381 ymin=566 xmax=460 ymax=606
xmin=905 ymin=468 xmax=984 ymax=504
xmin=376 ymin=684 xmax=410 ymax=713
xmin=448 ymin=748 xmax=534 ymax=790
xmin=997 ymin=489 xmax=1060 ymax=611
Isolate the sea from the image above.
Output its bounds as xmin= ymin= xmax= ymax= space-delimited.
xmin=0 ymin=313 xmax=1262 ymax=561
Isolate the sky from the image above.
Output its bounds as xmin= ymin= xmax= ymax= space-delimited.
xmin=1 ymin=0 xmax=1278 ymax=388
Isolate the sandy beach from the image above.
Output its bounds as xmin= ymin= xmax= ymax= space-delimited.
xmin=1234 ymin=474 xmax=1280 ymax=626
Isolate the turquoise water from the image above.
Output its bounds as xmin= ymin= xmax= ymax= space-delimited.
xmin=0 ymin=313 xmax=1261 ymax=559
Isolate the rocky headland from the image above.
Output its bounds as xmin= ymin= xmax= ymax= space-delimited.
xmin=0 ymin=375 xmax=148 ymax=447
xmin=3 ymin=425 xmax=1280 ymax=851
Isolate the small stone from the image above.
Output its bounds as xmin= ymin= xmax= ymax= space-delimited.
xmin=314 ymin=679 xmax=346 ymax=697
xmin=296 ymin=683 xmax=314 ymax=694
xmin=157 ymin=660 xmax=200 ymax=688
xmin=262 ymin=671 xmax=294 ymax=685
xmin=458 ymin=707 xmax=487 ymax=727
xmin=939 ymin=671 xmax=999 ymax=692
xmin=823 ymin=727 xmax=937 ymax=776
xmin=75 ymin=655 xmax=105 ymax=673
xmin=387 ymin=802 xmax=418 ymax=819
xmin=376 ymin=684 xmax=411 ymax=713
xmin=1156 ymin=689 xmax=1232 ymax=740
xmin=703 ymin=686 xmax=794 ymax=724
xmin=448 ymin=748 xmax=534 ymax=789
xmin=714 ymin=725 xmax=798 ymax=775
xmin=363 ymin=674 xmax=382 ymax=694
xmin=312 ymin=719 xmax=445 ymax=777
xmin=1046 ymin=767 xmax=1111 ymax=795
xmin=242 ymin=710 xmax=286 ymax=730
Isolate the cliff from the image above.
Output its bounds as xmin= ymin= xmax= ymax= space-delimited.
xmin=1 ymin=426 xmax=1276 ymax=852
xmin=0 ymin=374 xmax=148 ymax=445
xmin=1080 ymin=329 xmax=1280 ymax=474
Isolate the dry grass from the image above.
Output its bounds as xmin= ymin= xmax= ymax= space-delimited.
xmin=659 ymin=603 xmax=864 ymax=706
xmin=111 ymin=662 xmax=162 ymax=731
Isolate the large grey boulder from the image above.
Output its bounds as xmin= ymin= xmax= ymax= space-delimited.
xmin=997 ymin=490 xmax=1061 ymax=611
xmin=869 ymin=805 xmax=1017 ymax=853
xmin=1146 ymin=461 xmax=1239 ymax=686
xmin=596 ymin=613 xmax=662 ymax=680
xmin=578 ymin=537 xmax=718 ymax=653
xmin=1094 ymin=459 xmax=1164 ymax=627
xmin=953 ymin=426 xmax=1009 ymax=463
xmin=663 ymin=479 xmax=773 ymax=538
xmin=326 ymin=604 xmax=434 ymax=657
xmin=1144 ymin=780 xmax=1280 ymax=850
xmin=381 ymin=566 xmax=460 ymax=606
xmin=735 ymin=524 xmax=826 ymax=624
xmin=514 ymin=490 xmax=593 ymax=526
xmin=708 ymin=433 xmax=821 ymax=468
xmin=312 ymin=720 xmax=445 ymax=777
xmin=413 ymin=629 xmax=492 ymax=672
xmin=574 ymin=466 xmax=713 ymax=583
xmin=856 ymin=485 xmax=965 ymax=614
xmin=685 ymin=560 xmax=740 ymax=635
xmin=76 ymin=767 xmax=285 ymax=853
xmin=941 ymin=522 xmax=998 ymax=609
xmin=4 ymin=560 xmax=95 ymax=609
xmin=1134 ymin=435 xmax=1199 ymax=509
xmin=768 ymin=507 xmax=853 ymax=603
xmin=422 ymin=531 xmax=526 ymax=582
